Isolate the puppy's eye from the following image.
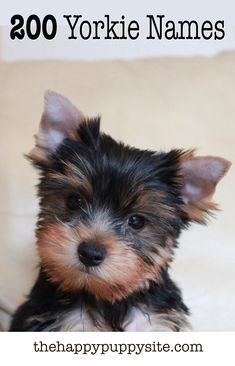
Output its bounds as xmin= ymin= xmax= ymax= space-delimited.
xmin=66 ymin=195 xmax=83 ymax=210
xmin=128 ymin=215 xmax=145 ymax=230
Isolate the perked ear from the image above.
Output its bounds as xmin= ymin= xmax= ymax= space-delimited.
xmin=29 ymin=91 xmax=85 ymax=164
xmin=179 ymin=151 xmax=231 ymax=223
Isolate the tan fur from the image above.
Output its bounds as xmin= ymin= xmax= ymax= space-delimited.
xmin=29 ymin=145 xmax=50 ymax=166
xmin=133 ymin=191 xmax=178 ymax=223
xmin=45 ymin=161 xmax=92 ymax=194
xmin=37 ymin=213 xmax=175 ymax=302
xmin=64 ymin=160 xmax=93 ymax=194
xmin=179 ymin=149 xmax=196 ymax=163
xmin=182 ymin=199 xmax=217 ymax=222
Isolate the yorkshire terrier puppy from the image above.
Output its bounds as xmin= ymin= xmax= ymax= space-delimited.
xmin=10 ymin=91 xmax=231 ymax=331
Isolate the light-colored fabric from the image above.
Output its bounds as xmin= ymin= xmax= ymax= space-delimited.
xmin=0 ymin=53 xmax=234 ymax=331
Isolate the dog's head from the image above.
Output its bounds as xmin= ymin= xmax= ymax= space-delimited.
xmin=29 ymin=91 xmax=231 ymax=302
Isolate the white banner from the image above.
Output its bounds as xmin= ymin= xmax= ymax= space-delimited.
xmin=0 ymin=332 xmax=234 ymax=365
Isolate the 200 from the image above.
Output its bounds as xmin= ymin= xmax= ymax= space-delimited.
xmin=10 ymin=14 xmax=57 ymax=40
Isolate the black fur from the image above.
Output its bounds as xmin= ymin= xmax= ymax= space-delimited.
xmin=36 ymin=119 xmax=189 ymax=240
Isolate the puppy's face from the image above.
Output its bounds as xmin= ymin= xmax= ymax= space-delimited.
xmin=30 ymin=91 xmax=231 ymax=302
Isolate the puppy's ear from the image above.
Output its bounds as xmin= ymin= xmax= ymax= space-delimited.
xmin=179 ymin=151 xmax=231 ymax=223
xmin=29 ymin=91 xmax=85 ymax=164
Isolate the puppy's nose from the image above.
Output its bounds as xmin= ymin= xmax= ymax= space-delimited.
xmin=78 ymin=241 xmax=106 ymax=267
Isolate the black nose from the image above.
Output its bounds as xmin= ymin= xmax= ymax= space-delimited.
xmin=78 ymin=241 xmax=106 ymax=267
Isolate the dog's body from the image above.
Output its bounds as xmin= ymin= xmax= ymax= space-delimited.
xmin=10 ymin=91 xmax=230 ymax=331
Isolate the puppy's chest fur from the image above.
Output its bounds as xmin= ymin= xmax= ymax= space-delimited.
xmin=10 ymin=271 xmax=190 ymax=331
xmin=43 ymin=307 xmax=189 ymax=332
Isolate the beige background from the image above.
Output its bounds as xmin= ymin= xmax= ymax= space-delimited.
xmin=0 ymin=53 xmax=234 ymax=331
